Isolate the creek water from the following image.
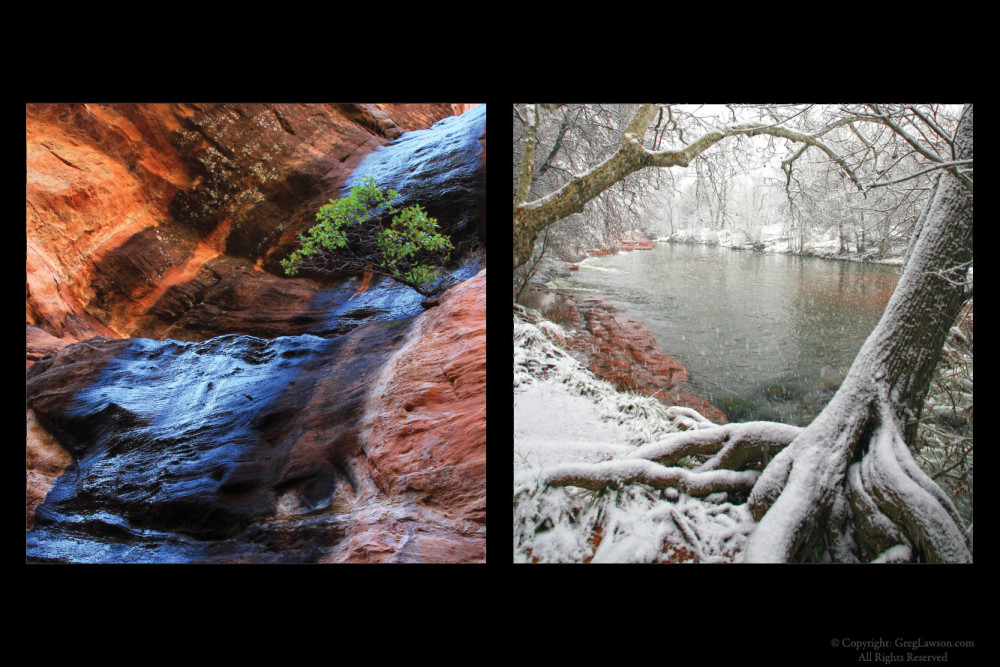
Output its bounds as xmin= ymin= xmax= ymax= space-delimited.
xmin=554 ymin=243 xmax=901 ymax=426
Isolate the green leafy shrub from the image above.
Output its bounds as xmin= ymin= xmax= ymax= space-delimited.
xmin=281 ymin=177 xmax=453 ymax=295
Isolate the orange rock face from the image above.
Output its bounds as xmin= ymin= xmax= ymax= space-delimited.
xmin=26 ymin=104 xmax=192 ymax=342
xmin=26 ymin=408 xmax=72 ymax=530
xmin=25 ymin=103 xmax=460 ymax=352
xmin=26 ymin=325 xmax=71 ymax=369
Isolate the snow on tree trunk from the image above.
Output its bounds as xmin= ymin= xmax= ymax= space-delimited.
xmin=743 ymin=105 xmax=973 ymax=563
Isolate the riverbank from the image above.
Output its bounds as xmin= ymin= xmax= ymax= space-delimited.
xmin=519 ymin=231 xmax=727 ymax=423
xmin=518 ymin=281 xmax=728 ymax=424
xmin=513 ymin=304 xmax=751 ymax=562
xmin=656 ymin=228 xmax=906 ymax=266
xmin=529 ymin=235 xmax=905 ymax=427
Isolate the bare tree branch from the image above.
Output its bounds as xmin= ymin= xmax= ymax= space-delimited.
xmin=865 ymin=160 xmax=974 ymax=193
xmin=514 ymin=105 xmax=872 ymax=269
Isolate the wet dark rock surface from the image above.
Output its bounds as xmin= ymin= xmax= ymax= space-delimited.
xmin=26 ymin=104 xmax=487 ymax=563
xmin=166 ymin=103 xmax=452 ymax=259
xmin=26 ymin=102 xmax=458 ymax=348
xmin=27 ymin=321 xmax=411 ymax=562
xmin=27 ymin=268 xmax=487 ymax=562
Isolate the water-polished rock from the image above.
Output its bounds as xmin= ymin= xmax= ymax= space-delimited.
xmin=26 ymin=103 xmax=487 ymax=564
xmin=26 ymin=269 xmax=486 ymax=563
xmin=344 ymin=104 xmax=486 ymax=249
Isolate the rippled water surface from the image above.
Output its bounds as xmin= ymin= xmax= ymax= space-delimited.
xmin=557 ymin=243 xmax=901 ymax=425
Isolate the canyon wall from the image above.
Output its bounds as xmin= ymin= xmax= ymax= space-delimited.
xmin=25 ymin=103 xmax=487 ymax=563
xmin=26 ymin=102 xmax=471 ymax=353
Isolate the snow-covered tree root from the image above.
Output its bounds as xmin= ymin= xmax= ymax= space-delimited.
xmin=545 ymin=460 xmax=761 ymax=496
xmin=743 ymin=386 xmax=972 ymax=563
xmin=544 ymin=385 xmax=972 ymax=563
xmin=853 ymin=410 xmax=970 ymax=563
xmin=544 ymin=421 xmax=802 ymax=498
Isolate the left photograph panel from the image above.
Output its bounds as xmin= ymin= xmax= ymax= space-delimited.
xmin=26 ymin=102 xmax=486 ymax=563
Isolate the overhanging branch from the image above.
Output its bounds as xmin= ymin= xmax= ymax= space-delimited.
xmin=514 ymin=106 xmax=870 ymax=269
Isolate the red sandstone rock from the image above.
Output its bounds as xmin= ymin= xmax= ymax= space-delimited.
xmin=381 ymin=103 xmax=457 ymax=132
xmin=25 ymin=270 xmax=486 ymax=562
xmin=25 ymin=103 xmax=487 ymax=563
xmin=450 ymin=103 xmax=481 ymax=116
xmin=536 ymin=290 xmax=728 ymax=424
xmin=620 ymin=235 xmax=656 ymax=251
xmin=26 ymin=325 xmax=74 ymax=369
xmin=26 ymin=105 xmax=192 ymax=342
xmin=25 ymin=408 xmax=72 ymax=530
xmin=348 ymin=269 xmax=487 ymax=562
xmin=586 ymin=233 xmax=655 ymax=257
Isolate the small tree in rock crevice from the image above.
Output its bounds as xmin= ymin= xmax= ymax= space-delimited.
xmin=282 ymin=177 xmax=454 ymax=296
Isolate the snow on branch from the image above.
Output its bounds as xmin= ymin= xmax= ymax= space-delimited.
xmin=864 ymin=160 xmax=974 ymax=193
xmin=514 ymin=104 xmax=880 ymax=269
xmin=543 ymin=459 xmax=762 ymax=496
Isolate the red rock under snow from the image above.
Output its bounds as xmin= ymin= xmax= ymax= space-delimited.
xmin=532 ymin=287 xmax=729 ymax=425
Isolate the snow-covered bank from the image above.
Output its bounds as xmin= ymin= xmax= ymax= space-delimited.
xmin=656 ymin=224 xmax=906 ymax=266
xmin=513 ymin=305 xmax=755 ymax=563
xmin=518 ymin=284 xmax=730 ymax=424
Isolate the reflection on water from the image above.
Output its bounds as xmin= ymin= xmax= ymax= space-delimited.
xmin=561 ymin=243 xmax=900 ymax=425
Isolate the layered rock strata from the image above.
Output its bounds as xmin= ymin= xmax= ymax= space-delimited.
xmin=26 ymin=103 xmax=487 ymax=562
xmin=26 ymin=102 xmax=466 ymax=354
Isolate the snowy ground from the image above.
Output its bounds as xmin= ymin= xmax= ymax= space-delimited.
xmin=513 ymin=306 xmax=755 ymax=563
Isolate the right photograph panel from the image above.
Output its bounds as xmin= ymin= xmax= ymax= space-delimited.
xmin=512 ymin=103 xmax=973 ymax=564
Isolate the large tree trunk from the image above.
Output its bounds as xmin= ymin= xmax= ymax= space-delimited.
xmin=743 ymin=104 xmax=973 ymax=562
